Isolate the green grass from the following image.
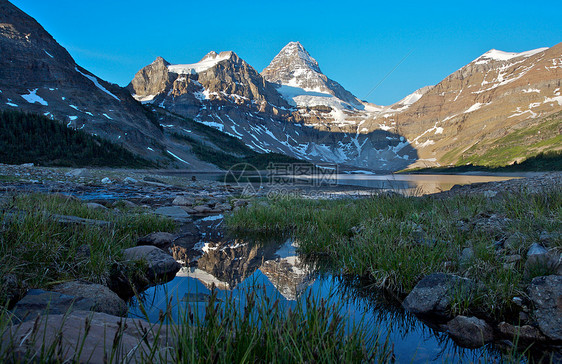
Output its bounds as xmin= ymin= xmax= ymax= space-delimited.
xmin=0 ymin=285 xmax=392 ymax=363
xmin=0 ymin=193 xmax=175 ymax=305
xmin=226 ymin=189 xmax=562 ymax=319
xmin=441 ymin=110 xmax=562 ymax=168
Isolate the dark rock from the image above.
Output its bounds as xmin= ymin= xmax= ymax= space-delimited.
xmin=75 ymin=244 xmax=91 ymax=260
xmin=497 ymin=322 xmax=548 ymax=342
xmin=137 ymin=231 xmax=176 ymax=249
xmin=122 ymin=246 xmax=181 ymax=283
xmin=524 ymin=250 xmax=561 ymax=278
xmin=0 ymin=274 xmax=27 ymax=309
xmin=52 ymin=214 xmax=112 ymax=228
xmin=51 ymin=280 xmax=127 ymax=317
xmin=447 ymin=315 xmax=493 ymax=348
xmin=107 ymin=262 xmax=150 ymax=300
xmin=527 ymin=275 xmax=562 ymax=341
xmin=402 ymin=273 xmax=477 ymax=318
xmin=11 ymin=289 xmax=95 ymax=322
xmin=86 ymin=202 xmax=107 ymax=210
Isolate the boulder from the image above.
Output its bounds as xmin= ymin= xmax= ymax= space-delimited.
xmin=527 ymin=275 xmax=562 ymax=341
xmin=123 ymin=177 xmax=138 ymax=184
xmin=11 ymin=289 xmax=95 ymax=322
xmin=527 ymin=243 xmax=548 ymax=257
xmin=1 ymin=311 xmax=170 ymax=364
xmin=51 ymin=281 xmax=127 ymax=317
xmin=154 ymin=206 xmax=190 ymax=221
xmin=447 ymin=315 xmax=493 ymax=348
xmin=107 ymin=262 xmax=150 ymax=300
xmin=122 ymin=246 xmax=181 ymax=283
xmin=172 ymin=195 xmax=195 ymax=206
xmin=402 ymin=273 xmax=477 ymax=318
xmin=524 ymin=250 xmax=561 ymax=278
xmin=137 ymin=232 xmax=176 ymax=249
xmin=86 ymin=202 xmax=107 ymax=210
xmin=101 ymin=177 xmax=112 ymax=184
xmin=497 ymin=322 xmax=547 ymax=342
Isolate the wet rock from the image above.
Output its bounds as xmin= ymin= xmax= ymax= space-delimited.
xmin=447 ymin=315 xmax=493 ymax=348
xmin=123 ymin=177 xmax=138 ymax=184
xmin=11 ymin=289 xmax=95 ymax=322
xmin=527 ymin=275 xmax=562 ymax=341
xmin=86 ymin=202 xmax=107 ymax=210
xmin=101 ymin=177 xmax=112 ymax=184
xmin=137 ymin=232 xmax=176 ymax=249
xmin=52 ymin=281 xmax=128 ymax=317
xmin=1 ymin=310 xmax=170 ymax=363
xmin=402 ymin=273 xmax=477 ymax=318
xmin=122 ymin=246 xmax=181 ymax=283
xmin=497 ymin=322 xmax=547 ymax=342
xmin=154 ymin=206 xmax=190 ymax=220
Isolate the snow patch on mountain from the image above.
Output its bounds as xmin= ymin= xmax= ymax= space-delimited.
xmin=75 ymin=67 xmax=121 ymax=101
xmin=21 ymin=89 xmax=48 ymax=106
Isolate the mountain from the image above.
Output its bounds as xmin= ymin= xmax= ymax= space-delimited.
xmin=129 ymin=45 xmax=416 ymax=171
xmin=365 ymin=45 xmax=562 ymax=168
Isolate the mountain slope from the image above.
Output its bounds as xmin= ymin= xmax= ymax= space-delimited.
xmin=365 ymin=44 xmax=562 ymax=168
xmin=0 ymin=0 xmax=167 ymax=159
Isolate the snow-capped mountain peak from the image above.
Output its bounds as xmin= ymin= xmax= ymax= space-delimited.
xmin=168 ymin=51 xmax=234 ymax=75
xmin=473 ymin=47 xmax=548 ymax=65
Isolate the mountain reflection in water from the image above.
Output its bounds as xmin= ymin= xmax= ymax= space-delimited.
xmin=128 ymin=216 xmax=510 ymax=363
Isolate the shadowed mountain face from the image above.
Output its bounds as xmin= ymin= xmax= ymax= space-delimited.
xmin=0 ymin=0 xmax=166 ymax=159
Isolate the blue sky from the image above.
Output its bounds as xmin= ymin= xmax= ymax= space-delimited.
xmin=12 ymin=0 xmax=562 ymax=105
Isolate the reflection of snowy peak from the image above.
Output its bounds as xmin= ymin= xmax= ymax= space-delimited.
xmin=260 ymin=240 xmax=313 ymax=301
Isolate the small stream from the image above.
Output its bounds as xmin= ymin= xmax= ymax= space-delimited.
xmin=128 ymin=217 xmax=508 ymax=363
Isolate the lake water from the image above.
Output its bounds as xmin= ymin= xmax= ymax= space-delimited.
xmin=170 ymin=170 xmax=530 ymax=196
xmin=128 ymin=217 xmax=511 ymax=363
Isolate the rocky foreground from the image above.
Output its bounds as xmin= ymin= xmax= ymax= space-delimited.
xmin=0 ymin=164 xmax=561 ymax=362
